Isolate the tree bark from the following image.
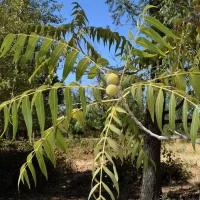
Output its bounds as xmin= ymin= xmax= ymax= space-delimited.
xmin=140 ymin=112 xmax=161 ymax=200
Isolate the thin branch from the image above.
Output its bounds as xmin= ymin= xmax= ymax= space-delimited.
xmin=122 ymin=100 xmax=193 ymax=141
xmin=123 ymin=101 xmax=170 ymax=140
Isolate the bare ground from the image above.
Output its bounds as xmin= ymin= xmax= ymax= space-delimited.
xmin=0 ymin=139 xmax=200 ymax=200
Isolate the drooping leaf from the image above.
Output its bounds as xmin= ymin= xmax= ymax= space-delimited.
xmin=136 ymin=149 xmax=144 ymax=169
xmin=64 ymin=87 xmax=73 ymax=119
xmin=49 ymin=42 xmax=66 ymax=73
xmin=23 ymin=35 xmax=39 ymax=63
xmin=0 ymin=33 xmax=15 ymax=57
xmin=48 ymin=88 xmax=58 ymax=126
xmin=144 ymin=16 xmax=178 ymax=39
xmin=76 ymin=57 xmax=90 ymax=81
xmin=102 ymin=165 xmax=119 ymax=195
xmin=62 ymin=50 xmax=78 ymax=80
xmin=102 ymin=182 xmax=115 ymax=200
xmin=35 ymin=150 xmax=48 ymax=179
xmin=109 ymin=124 xmax=121 ymax=135
xmin=136 ymin=84 xmax=142 ymax=108
xmin=169 ymin=93 xmax=176 ymax=131
xmin=11 ymin=101 xmax=18 ymax=140
xmin=1 ymin=105 xmax=10 ymax=137
xmin=136 ymin=37 xmax=165 ymax=56
xmin=43 ymin=140 xmax=56 ymax=167
xmin=79 ymin=87 xmax=87 ymax=114
xmin=26 ymin=153 xmax=37 ymax=186
xmin=147 ymin=85 xmax=155 ymax=122
xmin=155 ymin=89 xmax=164 ymax=131
xmin=140 ymin=26 xmax=172 ymax=50
xmin=37 ymin=37 xmax=53 ymax=62
xmin=34 ymin=141 xmax=48 ymax=179
xmin=182 ymin=100 xmax=189 ymax=135
xmin=72 ymin=109 xmax=85 ymax=126
xmin=174 ymin=72 xmax=186 ymax=91
xmin=55 ymin=130 xmax=67 ymax=152
xmin=88 ymin=66 xmax=99 ymax=79
xmin=190 ymin=107 xmax=199 ymax=149
xmin=34 ymin=92 xmax=45 ymax=132
xmin=22 ymin=96 xmax=32 ymax=141
xmin=12 ymin=34 xmax=27 ymax=64
xmin=190 ymin=69 xmax=200 ymax=99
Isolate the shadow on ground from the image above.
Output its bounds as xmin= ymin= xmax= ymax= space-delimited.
xmin=0 ymin=141 xmax=200 ymax=200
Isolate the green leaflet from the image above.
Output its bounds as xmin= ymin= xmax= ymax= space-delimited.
xmin=12 ymin=34 xmax=27 ymax=64
xmin=131 ymin=49 xmax=156 ymax=58
xmin=115 ymin=106 xmax=127 ymax=114
xmin=22 ymin=169 xmax=30 ymax=189
xmin=109 ymin=124 xmax=121 ymax=135
xmin=189 ymin=69 xmax=200 ymax=99
xmin=97 ymin=57 xmax=109 ymax=66
xmin=92 ymin=88 xmax=102 ymax=102
xmin=88 ymin=183 xmax=100 ymax=200
xmin=144 ymin=16 xmax=178 ymax=39
xmin=76 ymin=57 xmax=90 ymax=81
xmin=102 ymin=182 xmax=115 ymax=200
xmin=136 ymin=149 xmax=144 ymax=169
xmin=107 ymin=137 xmax=119 ymax=152
xmin=35 ymin=150 xmax=48 ymax=179
xmin=1 ymin=105 xmax=10 ymax=137
xmin=29 ymin=58 xmax=50 ymax=82
xmin=43 ymin=140 xmax=56 ymax=167
xmin=105 ymin=151 xmax=118 ymax=181
xmin=64 ymin=87 xmax=73 ymax=119
xmin=49 ymin=42 xmax=66 ymax=74
xmin=0 ymin=33 xmax=15 ymax=57
xmin=131 ymin=85 xmax=136 ymax=97
xmin=147 ymin=85 xmax=155 ymax=122
xmin=79 ymin=87 xmax=87 ymax=114
xmin=23 ymin=35 xmax=39 ymax=63
xmin=103 ymin=165 xmax=119 ymax=195
xmin=136 ymin=37 xmax=165 ymax=56
xmin=18 ymin=163 xmax=26 ymax=187
xmin=182 ymin=100 xmax=189 ymax=135
xmin=112 ymin=115 xmax=122 ymax=127
xmin=174 ymin=73 xmax=186 ymax=91
xmin=140 ymin=26 xmax=173 ymax=50
xmin=37 ymin=37 xmax=53 ymax=62
xmin=155 ymin=89 xmax=164 ymax=131
xmin=11 ymin=101 xmax=18 ymax=140
xmin=88 ymin=66 xmax=98 ymax=79
xmin=131 ymin=142 xmax=139 ymax=162
xmin=34 ymin=92 xmax=45 ymax=132
xmin=26 ymin=153 xmax=37 ymax=186
xmin=62 ymin=50 xmax=78 ymax=80
xmin=190 ymin=107 xmax=199 ymax=149
xmin=136 ymin=84 xmax=142 ymax=108
xmin=22 ymin=96 xmax=32 ymax=142
xmin=55 ymin=130 xmax=67 ymax=152
xmin=169 ymin=93 xmax=176 ymax=131
xmin=48 ymin=88 xmax=58 ymax=126
xmin=73 ymin=109 xmax=85 ymax=126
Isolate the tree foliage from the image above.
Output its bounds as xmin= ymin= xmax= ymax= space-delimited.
xmin=0 ymin=3 xmax=200 ymax=200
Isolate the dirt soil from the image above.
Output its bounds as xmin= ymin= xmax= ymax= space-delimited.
xmin=0 ymin=139 xmax=200 ymax=200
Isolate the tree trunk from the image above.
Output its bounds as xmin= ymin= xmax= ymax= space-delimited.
xmin=141 ymin=112 xmax=161 ymax=200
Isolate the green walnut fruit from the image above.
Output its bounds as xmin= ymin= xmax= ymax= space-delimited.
xmin=106 ymin=84 xmax=119 ymax=96
xmin=106 ymin=73 xmax=119 ymax=85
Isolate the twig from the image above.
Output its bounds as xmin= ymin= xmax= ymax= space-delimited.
xmin=122 ymin=100 xmax=191 ymax=141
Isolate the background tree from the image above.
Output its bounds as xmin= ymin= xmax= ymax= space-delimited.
xmin=0 ymin=0 xmax=63 ymax=135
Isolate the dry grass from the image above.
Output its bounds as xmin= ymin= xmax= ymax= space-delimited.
xmin=162 ymin=140 xmax=200 ymax=197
